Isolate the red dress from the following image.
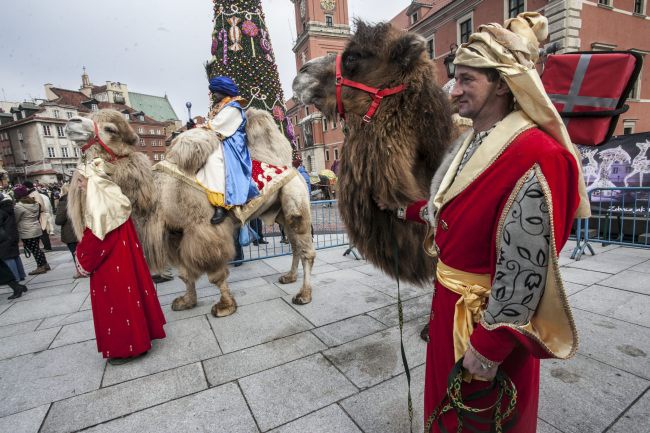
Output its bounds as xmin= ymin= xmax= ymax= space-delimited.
xmin=75 ymin=218 xmax=166 ymax=358
xmin=410 ymin=128 xmax=579 ymax=432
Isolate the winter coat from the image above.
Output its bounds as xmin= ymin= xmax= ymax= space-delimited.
xmin=14 ymin=199 xmax=43 ymax=240
xmin=55 ymin=195 xmax=78 ymax=245
xmin=0 ymin=196 xmax=20 ymax=259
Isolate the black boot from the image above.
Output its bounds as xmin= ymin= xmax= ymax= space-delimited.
xmin=211 ymin=207 xmax=227 ymax=225
xmin=8 ymin=281 xmax=27 ymax=300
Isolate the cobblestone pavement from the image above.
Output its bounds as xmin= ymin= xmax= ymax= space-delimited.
xmin=0 ymin=242 xmax=648 ymax=432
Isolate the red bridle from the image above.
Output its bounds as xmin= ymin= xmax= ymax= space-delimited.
xmin=335 ymin=54 xmax=407 ymax=123
xmin=80 ymin=121 xmax=121 ymax=162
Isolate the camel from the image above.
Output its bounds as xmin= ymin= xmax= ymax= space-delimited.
xmin=65 ymin=108 xmax=315 ymax=317
xmin=293 ymin=21 xmax=455 ymax=285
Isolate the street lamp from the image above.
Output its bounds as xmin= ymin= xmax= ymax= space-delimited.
xmin=443 ymin=43 xmax=459 ymax=79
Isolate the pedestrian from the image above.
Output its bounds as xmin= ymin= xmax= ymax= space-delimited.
xmin=13 ymin=184 xmax=50 ymax=275
xmin=250 ymin=218 xmax=268 ymax=246
xmin=55 ymin=184 xmax=82 ymax=278
xmin=73 ymin=158 xmax=166 ymax=364
xmin=396 ymin=13 xmax=589 ymax=432
xmin=23 ymin=180 xmax=54 ymax=251
xmin=0 ymin=260 xmax=27 ymax=300
xmin=0 ymin=192 xmax=27 ymax=297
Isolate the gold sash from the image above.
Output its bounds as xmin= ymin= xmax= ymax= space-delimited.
xmin=436 ymin=260 xmax=491 ymax=363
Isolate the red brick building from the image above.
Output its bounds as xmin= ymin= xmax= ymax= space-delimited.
xmin=391 ymin=0 xmax=650 ymax=134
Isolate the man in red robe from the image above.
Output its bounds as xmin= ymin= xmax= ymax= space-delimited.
xmin=400 ymin=12 xmax=590 ymax=432
xmin=74 ymin=158 xmax=166 ymax=364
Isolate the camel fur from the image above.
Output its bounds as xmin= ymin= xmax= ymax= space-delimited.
xmin=293 ymin=21 xmax=454 ymax=285
xmin=66 ymin=108 xmax=315 ymax=318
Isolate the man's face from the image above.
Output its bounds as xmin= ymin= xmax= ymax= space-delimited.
xmin=450 ymin=65 xmax=500 ymax=120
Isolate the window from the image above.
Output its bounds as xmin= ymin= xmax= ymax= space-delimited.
xmin=138 ymin=127 xmax=144 ymax=134
xmin=325 ymin=15 xmax=333 ymax=27
xmin=18 ymin=130 xmax=23 ymax=140
xmin=332 ymin=119 xmax=336 ymax=129
xmin=124 ymin=113 xmax=130 ymax=120
xmin=507 ymin=0 xmax=525 ymax=19
xmin=623 ymin=120 xmax=636 ymax=134
xmin=459 ymin=17 xmax=472 ymax=44
xmin=598 ymin=0 xmax=610 ymax=5
xmin=631 ymin=62 xmax=643 ymax=99
xmin=138 ymin=114 xmax=145 ymax=121
xmin=322 ymin=117 xmax=328 ymax=132
xmin=66 ymin=112 xmax=74 ymax=119
xmin=334 ymin=148 xmax=339 ymax=160
xmin=153 ymin=154 xmax=159 ymax=161
xmin=150 ymin=129 xmax=155 ymax=134
xmin=326 ymin=149 xmax=330 ymax=161
xmin=91 ymin=104 xmax=98 ymax=112
xmin=157 ymin=129 xmax=161 ymax=135
xmin=634 ymin=0 xmax=645 ymax=14
xmin=61 ymin=147 xmax=69 ymax=158
xmin=57 ymin=125 xmax=65 ymax=137
xmin=139 ymin=138 xmax=145 ymax=146
xmin=47 ymin=147 xmax=56 ymax=158
xmin=160 ymin=154 xmax=165 ymax=161
xmin=43 ymin=124 xmax=52 ymax=136
xmin=410 ymin=12 xmax=419 ymax=25
xmin=427 ymin=38 xmax=435 ymax=59
xmin=53 ymin=109 xmax=60 ymax=119
xmin=612 ymin=167 xmax=619 ymax=174
xmin=74 ymin=147 xmax=79 ymax=157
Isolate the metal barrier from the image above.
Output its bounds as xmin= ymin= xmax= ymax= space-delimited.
xmin=232 ymin=199 xmax=352 ymax=264
xmin=572 ymin=187 xmax=650 ymax=260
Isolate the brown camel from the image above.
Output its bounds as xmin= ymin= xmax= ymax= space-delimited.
xmin=293 ymin=21 xmax=455 ymax=285
xmin=65 ymin=109 xmax=315 ymax=317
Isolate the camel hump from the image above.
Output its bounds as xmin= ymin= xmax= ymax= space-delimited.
xmin=167 ymin=127 xmax=221 ymax=175
xmin=245 ymin=108 xmax=293 ymax=166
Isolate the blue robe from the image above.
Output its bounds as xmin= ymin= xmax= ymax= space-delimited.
xmin=222 ymin=101 xmax=259 ymax=206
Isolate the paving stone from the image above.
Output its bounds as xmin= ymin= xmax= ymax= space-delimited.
xmin=630 ymin=260 xmax=650 ymax=274
xmin=605 ymin=247 xmax=650 ymax=259
xmin=269 ymin=404 xmax=362 ymax=433
xmin=227 ymin=260 xmax=280 ymax=283
xmin=0 ymin=303 xmax=11 ymax=316
xmin=331 ymin=260 xmax=368 ymax=270
xmin=160 ymin=299 xmax=213 ymax=323
xmin=0 ymin=320 xmax=41 ymax=339
xmin=0 ymin=340 xmax=105 ymax=417
xmin=0 ymin=292 xmax=87 ymax=326
xmin=102 ymin=315 xmax=220 ymax=386
xmin=539 ymin=354 xmax=649 ymax=433
xmin=313 ymin=247 xmax=362 ymax=264
xmin=27 ymin=276 xmax=75 ymax=290
xmin=71 ymin=278 xmax=90 ymax=293
xmin=50 ymin=320 xmax=96 ymax=349
xmin=571 ymin=286 xmax=650 ymax=327
xmin=324 ymin=318 xmax=427 ymax=389
xmin=537 ymin=419 xmax=563 ymax=433
xmin=0 ymin=404 xmax=50 ymax=433
xmin=358 ymin=273 xmax=434 ymax=301
xmin=203 ymin=331 xmax=326 ymax=386
xmin=560 ymin=267 xmax=612 ymax=286
xmin=367 ymin=293 xmax=432 ymax=327
xmin=564 ymin=252 xmax=648 ymax=274
xmin=37 ymin=310 xmax=93 ymax=330
xmin=563 ymin=281 xmax=589 ymax=296
xmin=239 ymin=353 xmax=357 ymax=431
xmin=0 ymin=327 xmax=60 ymax=360
xmin=608 ymin=390 xmax=650 ymax=433
xmin=82 ymin=383 xmax=257 ymax=433
xmin=598 ymin=270 xmax=650 ymax=295
xmin=41 ymin=362 xmax=207 ymax=433
xmin=270 ymin=267 xmax=370 ymax=296
xmin=228 ymin=279 xmax=287 ymax=306
xmin=209 ymin=298 xmax=313 ymax=353
xmin=341 ymin=365 xmax=425 ymax=433
xmin=312 ymin=315 xmax=387 ymax=347
xmin=283 ymin=280 xmax=395 ymax=327
xmin=0 ymin=283 xmax=74 ymax=306
xmin=79 ymin=294 xmax=92 ymax=311
xmin=573 ymin=309 xmax=650 ymax=379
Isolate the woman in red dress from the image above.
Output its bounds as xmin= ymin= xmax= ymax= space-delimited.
xmin=74 ymin=158 xmax=166 ymax=363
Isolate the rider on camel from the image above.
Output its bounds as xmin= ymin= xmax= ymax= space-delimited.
xmin=196 ymin=76 xmax=260 ymax=224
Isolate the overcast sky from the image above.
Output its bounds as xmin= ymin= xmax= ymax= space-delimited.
xmin=0 ymin=0 xmax=409 ymax=122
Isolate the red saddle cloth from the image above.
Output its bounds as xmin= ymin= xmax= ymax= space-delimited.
xmin=251 ymin=159 xmax=290 ymax=193
xmin=542 ymin=51 xmax=642 ymax=146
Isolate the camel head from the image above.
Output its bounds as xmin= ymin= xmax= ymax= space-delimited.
xmin=65 ymin=109 xmax=139 ymax=161
xmin=293 ymin=20 xmax=429 ymax=120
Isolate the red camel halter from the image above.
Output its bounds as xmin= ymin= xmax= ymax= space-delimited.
xmin=81 ymin=121 xmax=121 ymax=162
xmin=336 ymin=54 xmax=407 ymax=123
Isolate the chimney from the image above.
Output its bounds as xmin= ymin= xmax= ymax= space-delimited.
xmin=44 ymin=83 xmax=57 ymax=101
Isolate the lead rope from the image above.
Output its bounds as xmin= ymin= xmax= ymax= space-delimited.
xmin=390 ymin=219 xmax=414 ymax=433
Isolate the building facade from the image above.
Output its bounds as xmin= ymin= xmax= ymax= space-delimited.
xmin=286 ymin=0 xmax=350 ymax=174
xmin=391 ymin=0 xmax=650 ymax=134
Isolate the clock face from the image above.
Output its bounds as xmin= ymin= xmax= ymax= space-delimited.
xmin=300 ymin=0 xmax=306 ymax=18
xmin=321 ymin=0 xmax=335 ymax=12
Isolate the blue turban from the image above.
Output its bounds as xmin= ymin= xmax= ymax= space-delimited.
xmin=208 ymin=76 xmax=240 ymax=96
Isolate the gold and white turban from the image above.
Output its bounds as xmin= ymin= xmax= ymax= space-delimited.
xmin=454 ymin=12 xmax=590 ymax=218
xmin=76 ymin=158 xmax=131 ymax=240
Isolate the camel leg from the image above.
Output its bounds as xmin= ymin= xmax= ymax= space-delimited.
xmin=278 ymin=252 xmax=299 ymax=284
xmin=171 ymin=271 xmax=198 ymax=311
xmin=291 ymin=231 xmax=315 ymax=305
xmin=209 ymin=267 xmax=237 ymax=317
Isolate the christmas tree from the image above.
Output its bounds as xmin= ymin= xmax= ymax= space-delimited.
xmin=206 ymin=0 xmax=298 ymax=159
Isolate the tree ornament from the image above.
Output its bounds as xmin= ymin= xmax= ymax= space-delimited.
xmin=242 ymin=19 xmax=259 ymax=57
xmin=227 ymin=17 xmax=243 ymax=51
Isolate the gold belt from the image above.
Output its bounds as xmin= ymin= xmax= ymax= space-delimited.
xmin=436 ymin=260 xmax=491 ymax=362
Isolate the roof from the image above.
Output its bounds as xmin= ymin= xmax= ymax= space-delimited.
xmin=128 ymin=92 xmax=179 ymax=122
xmin=49 ymin=88 xmax=92 ymax=112
xmin=389 ymin=0 xmax=454 ymax=31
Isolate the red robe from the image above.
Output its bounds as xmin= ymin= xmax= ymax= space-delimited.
xmin=75 ymin=218 xmax=166 ymax=358
xmin=408 ymin=128 xmax=579 ymax=432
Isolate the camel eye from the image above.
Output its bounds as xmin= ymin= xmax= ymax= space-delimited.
xmin=104 ymin=126 xmax=118 ymax=134
xmin=345 ymin=54 xmax=357 ymax=66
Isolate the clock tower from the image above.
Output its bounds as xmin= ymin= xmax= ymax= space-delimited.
xmin=286 ymin=0 xmax=350 ymax=175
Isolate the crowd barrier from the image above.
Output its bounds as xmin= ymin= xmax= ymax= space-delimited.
xmin=232 ymin=199 xmax=353 ymax=264
xmin=572 ymin=187 xmax=650 ymax=260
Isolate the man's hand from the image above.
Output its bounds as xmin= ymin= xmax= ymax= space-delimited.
xmin=463 ymin=348 xmax=499 ymax=381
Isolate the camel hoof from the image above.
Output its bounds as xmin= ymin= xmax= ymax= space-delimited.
xmin=171 ymin=296 xmax=197 ymax=311
xmin=279 ymin=273 xmax=298 ymax=284
xmin=211 ymin=300 xmax=237 ymax=317
xmin=292 ymin=292 xmax=312 ymax=305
